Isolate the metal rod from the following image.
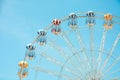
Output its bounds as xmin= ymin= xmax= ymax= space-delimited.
xmin=103 ymin=68 xmax=120 ymax=79
xmin=30 ymin=66 xmax=71 ymax=79
xmin=89 ymin=26 xmax=95 ymax=79
xmin=76 ymin=27 xmax=91 ymax=78
xmin=97 ymin=29 xmax=107 ymax=70
xmin=100 ymin=33 xmax=120 ymax=72
xmin=103 ymin=56 xmax=120 ymax=75
xmin=48 ymin=38 xmax=84 ymax=74
xmin=60 ymin=30 xmax=83 ymax=68
xmin=40 ymin=52 xmax=81 ymax=76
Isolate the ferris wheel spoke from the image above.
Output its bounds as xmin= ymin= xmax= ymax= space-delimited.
xmin=89 ymin=26 xmax=95 ymax=70
xmin=60 ymin=30 xmax=90 ymax=77
xmin=36 ymin=39 xmax=85 ymax=75
xmin=100 ymin=33 xmax=120 ymax=71
xmin=60 ymin=31 xmax=84 ymax=68
xmin=89 ymin=27 xmax=94 ymax=52
xmin=103 ymin=56 xmax=120 ymax=75
xmin=40 ymin=52 xmax=81 ymax=76
xmin=61 ymin=32 xmax=89 ymax=79
xmin=97 ymin=29 xmax=107 ymax=70
xmin=48 ymin=38 xmax=69 ymax=60
xmin=59 ymin=54 xmax=87 ymax=80
xmin=103 ymin=68 xmax=120 ymax=79
xmin=30 ymin=66 xmax=72 ymax=79
xmin=48 ymin=38 xmax=85 ymax=74
xmin=76 ymin=27 xmax=91 ymax=75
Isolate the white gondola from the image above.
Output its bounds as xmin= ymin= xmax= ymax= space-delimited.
xmin=86 ymin=11 xmax=95 ymax=27
xmin=37 ymin=29 xmax=47 ymax=36
xmin=26 ymin=43 xmax=36 ymax=50
xmin=68 ymin=13 xmax=77 ymax=29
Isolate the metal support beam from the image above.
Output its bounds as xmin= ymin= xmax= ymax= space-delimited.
xmin=100 ymin=33 xmax=120 ymax=72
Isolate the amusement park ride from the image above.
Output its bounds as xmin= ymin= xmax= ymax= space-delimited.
xmin=17 ymin=11 xmax=120 ymax=80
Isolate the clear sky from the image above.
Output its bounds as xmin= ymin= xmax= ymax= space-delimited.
xmin=0 ymin=0 xmax=120 ymax=80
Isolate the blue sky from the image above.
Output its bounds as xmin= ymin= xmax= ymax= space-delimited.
xmin=0 ymin=0 xmax=120 ymax=80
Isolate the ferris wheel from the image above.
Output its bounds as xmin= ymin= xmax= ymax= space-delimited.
xmin=17 ymin=11 xmax=120 ymax=80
